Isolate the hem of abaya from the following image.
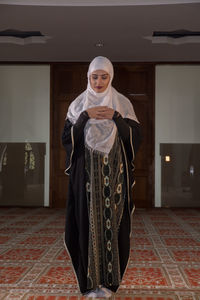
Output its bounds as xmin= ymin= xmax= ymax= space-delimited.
xmin=115 ymin=205 xmax=135 ymax=294
xmin=63 ymin=233 xmax=83 ymax=294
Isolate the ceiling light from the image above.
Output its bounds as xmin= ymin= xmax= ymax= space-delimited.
xmin=144 ymin=29 xmax=200 ymax=45
xmin=153 ymin=29 xmax=200 ymax=38
xmin=0 ymin=29 xmax=51 ymax=45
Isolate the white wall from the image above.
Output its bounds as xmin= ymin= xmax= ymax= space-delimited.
xmin=0 ymin=65 xmax=50 ymax=206
xmin=155 ymin=65 xmax=200 ymax=207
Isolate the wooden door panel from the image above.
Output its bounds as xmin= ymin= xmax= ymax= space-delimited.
xmin=133 ymin=176 xmax=148 ymax=208
xmin=59 ymin=149 xmax=67 ymax=172
xmin=129 ymin=101 xmax=149 ymax=171
xmin=53 ymin=175 xmax=68 ymax=208
xmin=51 ymin=63 xmax=154 ymax=208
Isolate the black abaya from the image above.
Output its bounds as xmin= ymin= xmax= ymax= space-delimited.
xmin=62 ymin=112 xmax=141 ymax=294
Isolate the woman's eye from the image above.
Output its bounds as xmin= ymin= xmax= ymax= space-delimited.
xmin=102 ymin=75 xmax=108 ymax=80
xmin=92 ymin=75 xmax=98 ymax=80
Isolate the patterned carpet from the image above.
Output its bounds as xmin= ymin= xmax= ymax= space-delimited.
xmin=0 ymin=207 xmax=200 ymax=300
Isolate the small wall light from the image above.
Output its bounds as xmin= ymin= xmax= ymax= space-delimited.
xmin=165 ymin=155 xmax=171 ymax=162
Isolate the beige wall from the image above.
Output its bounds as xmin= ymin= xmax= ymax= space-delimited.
xmin=155 ymin=65 xmax=200 ymax=206
xmin=0 ymin=65 xmax=50 ymax=206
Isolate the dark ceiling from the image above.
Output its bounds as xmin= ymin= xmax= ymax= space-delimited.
xmin=0 ymin=2 xmax=200 ymax=62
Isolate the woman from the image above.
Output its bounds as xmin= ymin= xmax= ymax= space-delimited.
xmin=62 ymin=56 xmax=141 ymax=298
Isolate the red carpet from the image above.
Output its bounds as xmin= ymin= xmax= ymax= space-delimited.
xmin=0 ymin=207 xmax=200 ymax=299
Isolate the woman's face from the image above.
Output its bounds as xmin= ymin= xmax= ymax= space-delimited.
xmin=90 ymin=69 xmax=110 ymax=93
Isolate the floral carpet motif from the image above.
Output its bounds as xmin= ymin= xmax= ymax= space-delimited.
xmin=0 ymin=207 xmax=200 ymax=299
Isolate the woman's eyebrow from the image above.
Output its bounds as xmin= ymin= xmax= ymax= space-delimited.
xmin=92 ymin=73 xmax=108 ymax=76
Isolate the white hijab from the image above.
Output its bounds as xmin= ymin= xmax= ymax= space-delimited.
xmin=67 ymin=56 xmax=138 ymax=154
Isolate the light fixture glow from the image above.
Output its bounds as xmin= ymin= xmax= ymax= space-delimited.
xmin=165 ymin=155 xmax=171 ymax=162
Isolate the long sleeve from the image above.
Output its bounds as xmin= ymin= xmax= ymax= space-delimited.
xmin=72 ymin=111 xmax=90 ymax=145
xmin=62 ymin=111 xmax=89 ymax=174
xmin=113 ymin=111 xmax=142 ymax=166
xmin=113 ymin=112 xmax=141 ymax=153
xmin=62 ymin=111 xmax=89 ymax=148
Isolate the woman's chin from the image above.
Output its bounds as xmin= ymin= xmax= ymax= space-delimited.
xmin=93 ymin=88 xmax=105 ymax=93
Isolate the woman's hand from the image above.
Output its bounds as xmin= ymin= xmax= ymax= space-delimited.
xmin=86 ymin=106 xmax=115 ymax=120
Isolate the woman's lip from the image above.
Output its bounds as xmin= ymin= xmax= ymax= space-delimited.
xmin=96 ymin=86 xmax=103 ymax=89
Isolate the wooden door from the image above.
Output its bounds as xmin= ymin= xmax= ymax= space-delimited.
xmin=50 ymin=63 xmax=155 ymax=208
xmin=113 ymin=64 xmax=155 ymax=208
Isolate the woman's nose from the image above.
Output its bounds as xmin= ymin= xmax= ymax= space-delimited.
xmin=96 ymin=77 xmax=102 ymax=85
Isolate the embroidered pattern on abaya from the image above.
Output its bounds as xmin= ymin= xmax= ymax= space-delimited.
xmin=85 ymin=135 xmax=125 ymax=289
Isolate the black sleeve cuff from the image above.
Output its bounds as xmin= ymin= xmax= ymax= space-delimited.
xmin=113 ymin=111 xmax=130 ymax=141
xmin=74 ymin=111 xmax=89 ymax=128
xmin=72 ymin=110 xmax=90 ymax=145
xmin=112 ymin=110 xmax=122 ymax=120
xmin=78 ymin=110 xmax=90 ymax=122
